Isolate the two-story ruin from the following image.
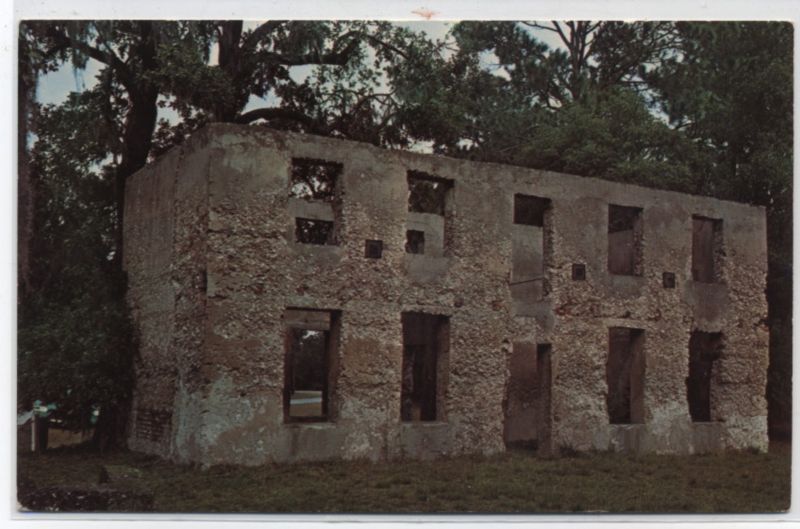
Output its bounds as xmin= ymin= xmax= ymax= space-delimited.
xmin=123 ymin=124 xmax=769 ymax=465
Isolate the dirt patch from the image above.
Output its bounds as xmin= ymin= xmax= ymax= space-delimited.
xmin=18 ymin=481 xmax=154 ymax=512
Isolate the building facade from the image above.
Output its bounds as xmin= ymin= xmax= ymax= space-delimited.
xmin=123 ymin=124 xmax=769 ymax=465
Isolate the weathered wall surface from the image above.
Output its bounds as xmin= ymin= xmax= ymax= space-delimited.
xmin=124 ymin=130 xmax=212 ymax=460
xmin=124 ymin=123 xmax=768 ymax=464
xmin=123 ymin=145 xmax=179 ymax=456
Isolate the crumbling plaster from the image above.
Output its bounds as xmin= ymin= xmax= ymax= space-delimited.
xmin=123 ymin=123 xmax=769 ymax=465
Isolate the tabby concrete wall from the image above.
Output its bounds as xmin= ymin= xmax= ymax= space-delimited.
xmin=123 ymin=123 xmax=768 ymax=465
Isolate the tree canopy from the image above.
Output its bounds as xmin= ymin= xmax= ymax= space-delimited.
xmin=17 ymin=20 xmax=793 ymax=445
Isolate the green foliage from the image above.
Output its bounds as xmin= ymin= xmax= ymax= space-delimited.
xmin=649 ymin=22 xmax=793 ymax=204
xmin=18 ymin=87 xmax=135 ymax=431
xmin=647 ymin=22 xmax=793 ymax=431
xmin=18 ymin=20 xmax=793 ymax=439
xmin=18 ymin=287 xmax=136 ymax=431
xmin=394 ymin=20 xmax=792 ymax=435
xmin=515 ymin=89 xmax=699 ymax=189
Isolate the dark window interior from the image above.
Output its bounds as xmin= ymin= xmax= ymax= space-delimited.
xmin=608 ymin=205 xmax=643 ymax=276
xmin=405 ymin=230 xmax=426 ymax=254
xmin=687 ymin=331 xmax=723 ymax=422
xmin=401 ymin=313 xmax=449 ymax=422
xmin=510 ymin=194 xmax=552 ymax=301
xmin=607 ymin=327 xmax=645 ymax=424
xmin=364 ymin=239 xmax=383 ymax=259
xmin=692 ymin=216 xmax=723 ymax=283
xmin=408 ymin=171 xmax=451 ymax=215
xmin=513 ymin=194 xmax=549 ymax=226
xmin=290 ymin=158 xmax=342 ymax=202
xmin=295 ymin=218 xmax=335 ymax=245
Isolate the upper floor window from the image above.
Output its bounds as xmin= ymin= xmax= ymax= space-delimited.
xmin=290 ymin=158 xmax=343 ymax=246
xmin=405 ymin=171 xmax=453 ymax=256
xmin=692 ymin=215 xmax=723 ymax=283
xmin=608 ymin=204 xmax=643 ymax=276
xmin=290 ymin=158 xmax=341 ymax=202
xmin=511 ymin=194 xmax=552 ymax=304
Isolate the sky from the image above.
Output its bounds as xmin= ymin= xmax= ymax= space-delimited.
xmin=35 ymin=21 xmax=455 ymax=128
xmin=35 ymin=21 xmax=455 ymax=106
xmin=34 ymin=21 xmax=566 ymax=112
xmin=33 ymin=20 xmax=570 ymax=140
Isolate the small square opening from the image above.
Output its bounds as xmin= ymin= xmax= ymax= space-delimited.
xmin=572 ymin=263 xmax=586 ymax=281
xmin=663 ymin=272 xmax=676 ymax=289
xmin=405 ymin=230 xmax=426 ymax=254
xmin=365 ymin=239 xmax=383 ymax=259
xmin=295 ymin=218 xmax=335 ymax=245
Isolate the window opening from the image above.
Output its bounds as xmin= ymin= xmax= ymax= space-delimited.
xmin=408 ymin=171 xmax=450 ymax=215
xmin=401 ymin=313 xmax=449 ymax=422
xmin=364 ymin=239 xmax=383 ymax=259
xmin=511 ymin=194 xmax=552 ymax=303
xmin=284 ymin=309 xmax=339 ymax=422
xmin=608 ymin=205 xmax=643 ymax=276
xmin=295 ymin=218 xmax=335 ymax=245
xmin=687 ymin=331 xmax=723 ymax=422
xmin=607 ymin=327 xmax=645 ymax=424
xmin=290 ymin=158 xmax=341 ymax=202
xmin=405 ymin=230 xmax=425 ymax=254
xmin=692 ymin=216 xmax=723 ymax=283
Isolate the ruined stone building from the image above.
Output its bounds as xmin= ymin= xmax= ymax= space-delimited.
xmin=123 ymin=124 xmax=769 ymax=465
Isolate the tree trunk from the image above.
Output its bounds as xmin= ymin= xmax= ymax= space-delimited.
xmin=112 ymin=21 xmax=160 ymax=271
xmin=113 ymin=86 xmax=159 ymax=269
xmin=215 ymin=21 xmax=244 ymax=122
xmin=104 ymin=22 xmax=160 ymax=448
xmin=18 ymin=32 xmax=36 ymax=299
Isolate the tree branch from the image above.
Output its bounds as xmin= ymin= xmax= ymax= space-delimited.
xmin=551 ymin=22 xmax=572 ymax=50
xmin=521 ymin=22 xmax=560 ymax=34
xmin=234 ymin=107 xmax=318 ymax=127
xmin=46 ymin=27 xmax=133 ymax=87
xmin=258 ymin=36 xmax=361 ymax=66
xmin=94 ymin=26 xmax=128 ymax=74
xmin=349 ymin=91 xmax=396 ymax=117
xmin=363 ymin=34 xmax=409 ymax=59
xmin=243 ymin=20 xmax=287 ymax=50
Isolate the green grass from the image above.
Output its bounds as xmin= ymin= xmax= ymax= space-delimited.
xmin=17 ymin=442 xmax=791 ymax=513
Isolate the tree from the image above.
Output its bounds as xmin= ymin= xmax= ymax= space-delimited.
xmin=18 ymin=20 xmax=439 ymax=447
xmin=396 ymin=21 xmax=792 ymax=437
xmin=18 ymin=20 xmax=792 ymax=447
xmin=397 ymin=21 xmax=696 ymax=179
xmin=647 ymin=22 xmax=793 ymax=436
xmin=18 ymin=87 xmax=136 ymax=441
xmin=35 ymin=21 xmax=421 ymax=260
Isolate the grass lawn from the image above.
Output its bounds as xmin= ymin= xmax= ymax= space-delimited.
xmin=17 ymin=441 xmax=791 ymax=513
